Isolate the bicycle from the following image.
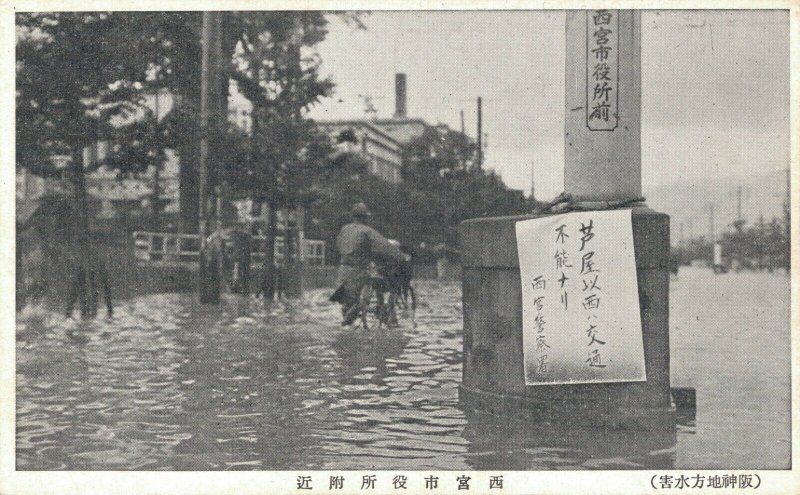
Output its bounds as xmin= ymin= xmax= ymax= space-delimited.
xmin=354 ymin=261 xmax=416 ymax=330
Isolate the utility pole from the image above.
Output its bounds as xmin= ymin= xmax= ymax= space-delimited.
xmin=737 ymin=185 xmax=743 ymax=222
xmin=152 ymin=90 xmax=162 ymax=230
xmin=198 ymin=11 xmax=223 ymax=304
xmin=708 ymin=203 xmax=715 ymax=244
xmin=476 ymin=96 xmax=483 ymax=169
xmin=460 ymin=109 xmax=465 ymax=135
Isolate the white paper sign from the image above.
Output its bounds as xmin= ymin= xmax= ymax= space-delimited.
xmin=515 ymin=209 xmax=646 ymax=385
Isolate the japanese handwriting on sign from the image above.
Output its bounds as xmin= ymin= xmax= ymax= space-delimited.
xmin=578 ymin=219 xmax=605 ymax=365
xmin=536 ymin=334 xmax=550 ymax=352
xmin=593 ymin=10 xmax=613 ymax=25
xmin=586 ymin=324 xmax=605 ymax=346
xmin=591 ymin=45 xmax=613 ymax=62
xmin=533 ymin=313 xmax=546 ymax=333
xmin=582 ymin=274 xmax=601 ymax=291
xmin=594 ymin=26 xmax=613 ymax=43
xmin=592 ymin=62 xmax=611 ymax=81
xmin=516 ymin=210 xmax=646 ymax=385
xmin=586 ymin=10 xmax=619 ymax=130
xmin=537 ymin=354 xmax=550 ymax=374
xmin=554 ymin=249 xmax=572 ymax=269
xmin=580 ymin=251 xmax=598 ymax=274
xmin=555 ymin=224 xmax=569 ymax=243
xmin=589 ymin=101 xmax=611 ymax=122
xmin=555 ymin=224 xmax=573 ymax=312
xmin=586 ymin=349 xmax=607 ymax=368
xmin=530 ymin=268 xmax=550 ymax=374
xmin=592 ymin=81 xmax=613 ymax=101
xmin=583 ymin=293 xmax=601 ymax=310
xmin=579 ymin=220 xmax=595 ymax=250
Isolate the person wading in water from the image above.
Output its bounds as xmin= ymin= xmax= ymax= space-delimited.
xmin=330 ymin=203 xmax=405 ymax=326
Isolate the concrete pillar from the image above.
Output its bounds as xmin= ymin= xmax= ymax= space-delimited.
xmin=459 ymin=10 xmax=673 ymax=430
xmin=564 ymin=10 xmax=641 ymax=201
xmin=460 ymin=209 xmax=673 ymax=430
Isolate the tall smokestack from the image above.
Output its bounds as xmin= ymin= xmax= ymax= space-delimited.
xmin=394 ymin=73 xmax=407 ymax=118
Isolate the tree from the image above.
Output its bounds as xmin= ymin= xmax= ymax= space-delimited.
xmin=223 ymin=12 xmax=338 ymax=298
xmin=16 ymin=12 xmax=364 ymax=307
xmin=118 ymin=11 xmax=351 ymax=297
xmin=95 ymin=12 xmax=336 ymax=234
xmin=16 ymin=13 xmax=154 ymax=317
xmin=718 ymin=214 xmax=790 ymax=272
xmin=101 ymin=105 xmax=177 ymax=229
xmin=399 ymin=125 xmax=527 ymax=249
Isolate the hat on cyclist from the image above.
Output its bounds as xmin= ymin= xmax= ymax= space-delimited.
xmin=351 ymin=202 xmax=372 ymax=219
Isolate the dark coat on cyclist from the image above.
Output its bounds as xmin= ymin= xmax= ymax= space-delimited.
xmin=329 ymin=203 xmax=404 ymax=324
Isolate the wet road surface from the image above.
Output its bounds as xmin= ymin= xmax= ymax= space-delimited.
xmin=16 ymin=267 xmax=791 ymax=470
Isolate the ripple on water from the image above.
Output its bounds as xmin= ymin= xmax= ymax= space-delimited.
xmin=18 ymin=274 xmax=785 ymax=470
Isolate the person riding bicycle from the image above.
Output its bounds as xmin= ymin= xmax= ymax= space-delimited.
xmin=330 ymin=202 xmax=405 ymax=326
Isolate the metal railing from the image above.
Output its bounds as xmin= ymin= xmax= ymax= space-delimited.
xmin=133 ymin=231 xmax=326 ymax=266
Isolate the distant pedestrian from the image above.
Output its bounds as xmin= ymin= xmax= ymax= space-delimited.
xmin=273 ymin=260 xmax=286 ymax=301
xmin=229 ymin=223 xmax=252 ymax=295
xmin=203 ymin=223 xmax=227 ymax=296
xmin=66 ymin=251 xmax=113 ymax=320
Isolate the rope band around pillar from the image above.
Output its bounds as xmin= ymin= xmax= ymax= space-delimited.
xmin=532 ymin=192 xmax=646 ymax=215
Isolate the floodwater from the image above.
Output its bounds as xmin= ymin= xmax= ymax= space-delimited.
xmin=16 ymin=266 xmax=791 ymax=470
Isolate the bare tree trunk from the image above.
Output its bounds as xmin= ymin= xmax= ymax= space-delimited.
xmin=151 ymin=163 xmax=161 ymax=230
xmin=284 ymin=211 xmax=296 ymax=296
xmin=69 ymin=146 xmax=94 ymax=319
xmin=284 ymin=207 xmax=304 ymax=298
xmin=261 ymin=204 xmax=277 ymax=300
xmin=178 ymin=134 xmax=200 ymax=234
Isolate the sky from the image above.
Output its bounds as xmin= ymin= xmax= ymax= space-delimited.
xmin=308 ymin=10 xmax=790 ymax=200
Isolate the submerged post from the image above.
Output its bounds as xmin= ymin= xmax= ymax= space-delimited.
xmin=198 ymin=11 xmax=223 ymax=304
xmin=459 ymin=10 xmax=674 ymax=430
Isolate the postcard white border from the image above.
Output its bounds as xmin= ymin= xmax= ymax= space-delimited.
xmin=1 ymin=1 xmax=797 ymax=494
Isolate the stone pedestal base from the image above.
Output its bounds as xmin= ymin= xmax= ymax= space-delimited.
xmin=459 ymin=207 xmax=673 ymax=431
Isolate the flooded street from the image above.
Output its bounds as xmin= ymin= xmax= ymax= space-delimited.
xmin=16 ymin=267 xmax=791 ymax=470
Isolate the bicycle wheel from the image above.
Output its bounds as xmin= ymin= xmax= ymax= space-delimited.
xmin=358 ymin=282 xmax=384 ymax=330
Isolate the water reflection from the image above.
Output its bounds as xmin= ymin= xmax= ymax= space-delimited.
xmin=16 ymin=285 xmax=674 ymax=471
xmin=332 ymin=328 xmax=411 ymax=378
xmin=17 ymin=273 xmax=787 ymax=470
xmin=461 ymin=410 xmax=676 ymax=470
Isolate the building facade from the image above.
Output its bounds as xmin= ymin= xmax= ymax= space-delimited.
xmin=316 ymin=120 xmax=403 ymax=183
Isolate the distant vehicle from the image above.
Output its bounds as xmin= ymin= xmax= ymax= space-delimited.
xmin=712 ymin=242 xmax=729 ymax=274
